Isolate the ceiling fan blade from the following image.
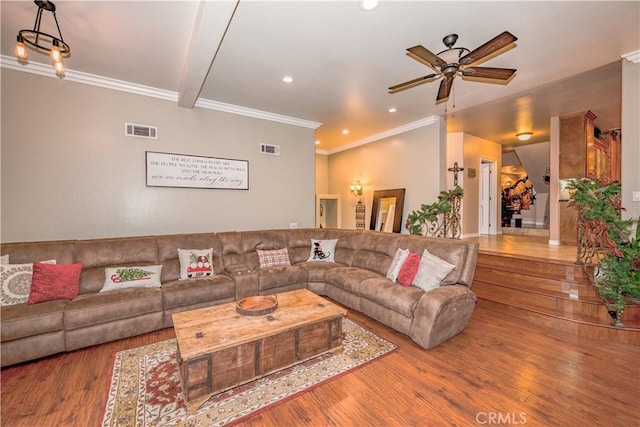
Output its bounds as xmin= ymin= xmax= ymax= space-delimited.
xmin=462 ymin=67 xmax=516 ymax=80
xmin=389 ymin=73 xmax=439 ymax=93
xmin=459 ymin=31 xmax=517 ymax=65
xmin=407 ymin=45 xmax=447 ymax=69
xmin=437 ymin=76 xmax=454 ymax=101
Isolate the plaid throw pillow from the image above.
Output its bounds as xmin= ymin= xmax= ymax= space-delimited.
xmin=257 ymin=248 xmax=291 ymax=268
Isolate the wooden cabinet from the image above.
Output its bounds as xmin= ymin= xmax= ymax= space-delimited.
xmin=559 ymin=110 xmax=598 ymax=179
xmin=559 ymin=110 xmax=616 ymax=182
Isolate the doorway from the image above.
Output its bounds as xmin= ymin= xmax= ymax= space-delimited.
xmin=480 ymin=160 xmax=496 ymax=235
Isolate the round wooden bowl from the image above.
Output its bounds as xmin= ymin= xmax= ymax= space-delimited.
xmin=236 ymin=295 xmax=278 ymax=316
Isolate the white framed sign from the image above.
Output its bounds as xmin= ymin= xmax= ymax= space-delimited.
xmin=146 ymin=151 xmax=249 ymax=190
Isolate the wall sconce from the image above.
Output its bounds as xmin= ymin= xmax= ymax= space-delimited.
xmin=350 ymin=180 xmax=363 ymax=197
xmin=516 ymin=132 xmax=533 ymax=141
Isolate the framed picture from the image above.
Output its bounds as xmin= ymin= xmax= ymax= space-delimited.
xmin=146 ymin=151 xmax=249 ymax=190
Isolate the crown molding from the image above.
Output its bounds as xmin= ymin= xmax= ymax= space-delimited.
xmin=326 ymin=115 xmax=440 ymax=155
xmin=315 ymin=149 xmax=329 ymax=155
xmin=0 ymin=55 xmax=321 ymax=129
xmin=622 ymin=50 xmax=640 ymax=64
xmin=194 ymin=98 xmax=321 ymax=129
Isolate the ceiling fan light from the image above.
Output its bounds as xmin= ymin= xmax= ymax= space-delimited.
xmin=517 ymin=132 xmax=533 ymax=141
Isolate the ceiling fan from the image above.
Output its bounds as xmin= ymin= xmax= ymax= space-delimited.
xmin=389 ymin=31 xmax=518 ymax=102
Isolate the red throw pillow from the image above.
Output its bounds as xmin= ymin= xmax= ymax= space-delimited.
xmin=397 ymin=252 xmax=420 ymax=287
xmin=28 ymin=262 xmax=83 ymax=304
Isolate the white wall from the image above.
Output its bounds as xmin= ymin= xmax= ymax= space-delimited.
xmin=1 ymin=70 xmax=316 ymax=242
xmin=327 ymin=120 xmax=444 ymax=233
xmin=621 ymin=59 xmax=640 ymax=221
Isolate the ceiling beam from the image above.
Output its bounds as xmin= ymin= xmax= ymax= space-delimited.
xmin=177 ymin=0 xmax=239 ymax=108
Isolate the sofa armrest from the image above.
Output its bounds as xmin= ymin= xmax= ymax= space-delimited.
xmin=224 ymin=263 xmax=254 ymax=275
xmin=410 ymin=285 xmax=477 ymax=350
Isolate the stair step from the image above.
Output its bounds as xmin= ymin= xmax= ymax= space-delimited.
xmin=473 ymin=281 xmax=611 ymax=323
xmin=473 ymin=249 xmax=640 ymax=344
xmin=477 ymin=252 xmax=590 ymax=284
xmin=477 ymin=298 xmax=640 ymax=346
xmin=474 ymin=267 xmax=600 ymax=298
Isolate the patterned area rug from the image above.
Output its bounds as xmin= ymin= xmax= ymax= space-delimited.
xmin=101 ymin=319 xmax=396 ymax=426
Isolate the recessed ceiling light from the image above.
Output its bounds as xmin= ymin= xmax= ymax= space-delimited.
xmin=361 ymin=0 xmax=378 ymax=11
xmin=315 ymin=140 xmax=320 ymax=145
xmin=516 ymin=132 xmax=533 ymax=141
xmin=282 ymin=76 xmax=294 ymax=83
xmin=388 ymin=107 xmax=397 ymax=113
xmin=342 ymin=129 xmax=349 ymax=135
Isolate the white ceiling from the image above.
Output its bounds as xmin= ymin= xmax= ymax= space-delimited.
xmin=2 ymin=1 xmax=639 ymax=152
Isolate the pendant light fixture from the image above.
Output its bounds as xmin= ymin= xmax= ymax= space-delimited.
xmin=15 ymin=0 xmax=71 ymax=77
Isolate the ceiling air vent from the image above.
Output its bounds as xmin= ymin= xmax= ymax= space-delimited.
xmin=260 ymin=143 xmax=280 ymax=155
xmin=125 ymin=123 xmax=157 ymax=139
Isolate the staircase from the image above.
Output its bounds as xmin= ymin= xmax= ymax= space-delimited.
xmin=473 ymin=251 xmax=640 ymax=346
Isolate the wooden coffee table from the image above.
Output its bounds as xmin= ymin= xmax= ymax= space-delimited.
xmin=171 ymin=289 xmax=347 ymax=413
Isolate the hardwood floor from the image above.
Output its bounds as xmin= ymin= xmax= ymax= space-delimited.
xmin=467 ymin=234 xmax=577 ymax=262
xmin=2 ymin=301 xmax=639 ymax=427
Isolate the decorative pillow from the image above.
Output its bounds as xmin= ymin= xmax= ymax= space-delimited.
xmin=307 ymin=239 xmax=338 ymax=263
xmin=0 ymin=254 xmax=9 ymax=264
xmin=28 ymin=262 xmax=82 ymax=304
xmin=1 ymin=260 xmax=56 ymax=306
xmin=412 ymin=249 xmax=457 ymax=291
xmin=178 ymin=248 xmax=214 ymax=279
xmin=386 ymin=248 xmax=410 ymax=282
xmin=257 ymin=248 xmax=291 ymax=268
xmin=397 ymin=252 xmax=421 ymax=287
xmin=101 ymin=265 xmax=163 ymax=292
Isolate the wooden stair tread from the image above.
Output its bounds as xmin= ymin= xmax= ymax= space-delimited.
xmin=474 ymin=289 xmax=608 ymax=324
xmin=474 ymin=268 xmax=600 ymax=300
xmin=477 ymin=252 xmax=591 ymax=283
xmin=472 ymin=248 xmax=640 ymax=341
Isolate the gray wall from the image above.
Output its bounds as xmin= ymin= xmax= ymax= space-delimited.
xmin=1 ymin=69 xmax=316 ymax=242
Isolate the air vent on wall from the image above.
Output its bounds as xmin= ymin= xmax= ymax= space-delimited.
xmin=125 ymin=123 xmax=157 ymax=139
xmin=260 ymin=143 xmax=280 ymax=155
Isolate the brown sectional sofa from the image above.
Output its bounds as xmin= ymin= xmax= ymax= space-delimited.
xmin=1 ymin=228 xmax=479 ymax=367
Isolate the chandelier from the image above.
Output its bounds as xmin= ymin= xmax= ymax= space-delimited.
xmin=14 ymin=0 xmax=71 ymax=76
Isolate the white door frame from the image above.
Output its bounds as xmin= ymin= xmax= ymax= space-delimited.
xmin=479 ymin=159 xmax=498 ymax=235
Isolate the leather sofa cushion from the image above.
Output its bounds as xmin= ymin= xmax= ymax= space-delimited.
xmin=241 ymin=230 xmax=288 ymax=270
xmin=324 ymin=229 xmax=362 ymax=266
xmin=351 ymin=232 xmax=399 ymax=276
xmin=287 ymin=229 xmax=326 ymax=264
xmin=162 ymin=276 xmax=235 ymax=309
xmin=1 ymin=240 xmax=76 ymax=265
xmin=64 ymin=287 xmax=162 ymax=330
xmin=1 ymin=299 xmax=69 ymax=341
xmin=75 ymin=236 xmax=158 ymax=269
xmin=258 ymin=265 xmax=307 ymax=292
xmin=359 ymin=277 xmax=423 ymax=317
xmin=155 ymin=233 xmax=223 ymax=282
xmin=296 ymin=261 xmax=343 ymax=282
xmin=218 ymin=232 xmax=244 ymax=269
xmin=324 ymin=267 xmax=380 ymax=294
xmin=398 ymin=235 xmax=468 ymax=285
xmin=76 ymin=237 xmax=159 ymax=293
